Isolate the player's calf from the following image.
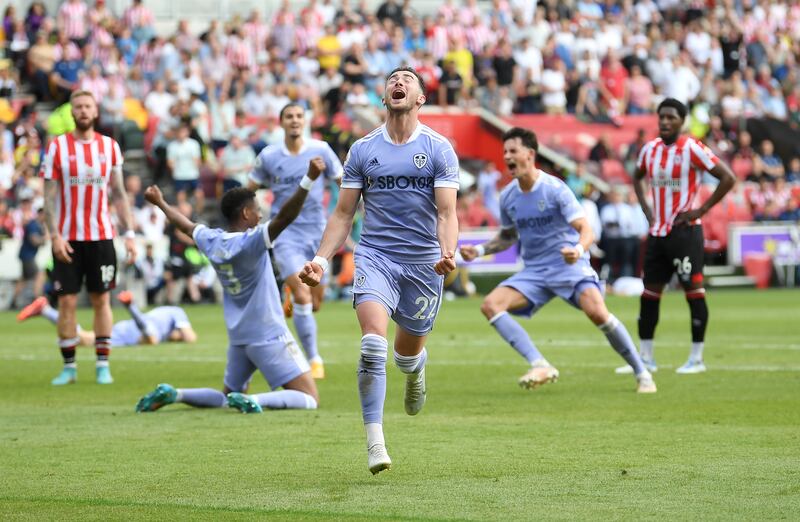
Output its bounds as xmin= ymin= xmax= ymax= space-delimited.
xmin=394 ymin=348 xmax=427 ymax=415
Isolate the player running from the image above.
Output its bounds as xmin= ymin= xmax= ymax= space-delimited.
xmin=247 ymin=103 xmax=343 ymax=380
xmin=40 ymin=90 xmax=137 ymax=385
xmin=135 ymin=168 xmax=322 ymax=414
xmin=300 ymin=67 xmax=459 ymax=474
xmin=622 ymin=98 xmax=735 ymax=375
xmin=460 ymin=128 xmax=657 ymax=394
xmin=17 ymin=291 xmax=197 ymax=347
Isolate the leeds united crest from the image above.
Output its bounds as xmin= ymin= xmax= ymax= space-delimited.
xmin=413 ymin=153 xmax=427 ymax=169
xmin=538 ymin=200 xmax=546 ymax=211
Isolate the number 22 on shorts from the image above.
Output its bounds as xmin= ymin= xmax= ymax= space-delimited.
xmin=412 ymin=295 xmax=439 ymax=320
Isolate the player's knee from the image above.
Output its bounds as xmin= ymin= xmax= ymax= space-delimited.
xmin=480 ymin=297 xmax=503 ymax=320
xmin=583 ymin=303 xmax=609 ymax=326
xmin=360 ymin=334 xmax=388 ymax=367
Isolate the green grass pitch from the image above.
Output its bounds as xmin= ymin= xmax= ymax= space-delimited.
xmin=1 ymin=289 xmax=799 ymax=520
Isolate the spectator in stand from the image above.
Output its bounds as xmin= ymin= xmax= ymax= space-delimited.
xmin=599 ymin=50 xmax=628 ymax=121
xmin=27 ymin=31 xmax=56 ymax=102
xmin=492 ymin=40 xmax=517 ymax=89
xmin=12 ymin=200 xmax=46 ymax=308
xmin=731 ymin=131 xmax=756 ymax=181
xmin=786 ymin=157 xmax=800 ymax=184
xmin=626 ymin=64 xmax=653 ymax=115
xmin=540 ymin=58 xmax=567 ymax=114
xmin=137 ymin=242 xmax=165 ymax=305
xmin=124 ymin=0 xmax=155 ymax=44
xmin=167 ymin=122 xmax=203 ymax=209
xmin=477 ymin=161 xmax=501 ymax=223
xmin=219 ymin=132 xmax=255 ymax=193
xmin=600 ymin=187 xmax=637 ymax=282
xmin=589 ymin=133 xmax=614 ymax=163
xmin=24 ymin=3 xmax=47 ymax=42
xmin=439 ymin=59 xmax=464 ymax=107
xmin=748 ymin=176 xmax=772 ymax=222
xmin=754 ymin=140 xmax=785 ymax=181
xmin=57 ymin=0 xmax=88 ymax=47
xmin=769 ymin=177 xmax=794 ymax=221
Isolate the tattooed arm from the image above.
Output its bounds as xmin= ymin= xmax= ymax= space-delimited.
xmin=459 ymin=226 xmax=519 ymax=261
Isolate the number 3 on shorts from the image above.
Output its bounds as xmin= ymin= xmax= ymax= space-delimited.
xmin=412 ymin=295 xmax=439 ymax=320
xmin=673 ymin=256 xmax=691 ymax=275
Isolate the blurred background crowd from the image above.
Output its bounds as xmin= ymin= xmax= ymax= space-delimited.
xmin=1 ymin=0 xmax=799 ymax=307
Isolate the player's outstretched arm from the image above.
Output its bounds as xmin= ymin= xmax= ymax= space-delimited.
xmin=110 ymin=165 xmax=137 ymax=264
xmin=268 ymin=157 xmax=325 ymax=241
xmin=299 ymin=187 xmax=360 ymax=287
xmin=434 ymin=187 xmax=459 ymax=275
xmin=561 ymin=217 xmax=594 ymax=264
xmin=460 ymin=226 xmax=519 ymax=261
xmin=144 ymin=185 xmax=197 ymax=237
xmin=632 ymin=165 xmax=655 ymax=227
xmin=674 ymin=161 xmax=736 ymax=225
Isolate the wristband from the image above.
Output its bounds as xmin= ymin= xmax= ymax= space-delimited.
xmin=299 ymin=175 xmax=314 ymax=190
xmin=574 ymin=244 xmax=585 ymax=257
xmin=475 ymin=244 xmax=486 ymax=257
xmin=125 ymin=230 xmax=136 ymax=240
xmin=312 ymin=255 xmax=329 ymax=272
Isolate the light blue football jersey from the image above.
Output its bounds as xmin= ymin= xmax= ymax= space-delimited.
xmin=248 ymin=139 xmax=343 ymax=232
xmin=500 ymin=171 xmax=587 ymax=271
xmin=109 ymin=306 xmax=190 ymax=346
xmin=192 ymin=223 xmax=289 ymax=344
xmin=341 ymin=124 xmax=460 ymax=264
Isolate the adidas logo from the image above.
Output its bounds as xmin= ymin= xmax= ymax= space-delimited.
xmin=367 ymin=157 xmax=380 ymax=167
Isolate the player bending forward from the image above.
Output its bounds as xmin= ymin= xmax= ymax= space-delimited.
xmin=136 ymin=175 xmax=322 ymax=414
xmin=300 ymin=67 xmax=459 ymax=474
xmin=460 ymin=128 xmax=656 ymax=394
xmin=17 ymin=291 xmax=197 ymax=347
xmin=622 ymin=98 xmax=735 ymax=374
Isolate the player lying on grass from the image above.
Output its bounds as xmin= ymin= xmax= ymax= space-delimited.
xmin=136 ymin=174 xmax=322 ymax=414
xmin=460 ymin=127 xmax=656 ymax=394
xmin=17 ymin=291 xmax=197 ymax=347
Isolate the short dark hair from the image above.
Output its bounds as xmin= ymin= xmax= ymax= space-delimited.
xmin=220 ymin=187 xmax=256 ymax=223
xmin=657 ymin=98 xmax=688 ymax=120
xmin=279 ymin=102 xmax=304 ymax=121
xmin=502 ymin=127 xmax=538 ymax=152
xmin=386 ymin=66 xmax=425 ymax=93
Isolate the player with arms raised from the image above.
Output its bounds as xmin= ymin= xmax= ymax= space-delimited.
xmin=40 ymin=90 xmax=137 ymax=385
xmin=300 ymin=67 xmax=459 ymax=474
xmin=247 ymin=103 xmax=344 ymax=379
xmin=461 ymin=128 xmax=656 ymax=393
xmin=622 ymin=98 xmax=735 ymax=374
xmin=135 ymin=166 xmax=324 ymax=414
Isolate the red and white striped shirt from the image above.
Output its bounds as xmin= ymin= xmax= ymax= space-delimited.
xmin=40 ymin=132 xmax=123 ymax=241
xmin=242 ymin=21 xmax=269 ymax=53
xmin=58 ymin=1 xmax=88 ymax=40
xmin=123 ymin=4 xmax=154 ymax=29
xmin=637 ymin=135 xmax=719 ymax=237
xmin=135 ymin=44 xmax=160 ymax=74
xmin=225 ymin=36 xmax=253 ymax=70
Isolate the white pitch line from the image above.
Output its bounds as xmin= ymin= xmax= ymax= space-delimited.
xmin=3 ymin=353 xmax=800 ymax=372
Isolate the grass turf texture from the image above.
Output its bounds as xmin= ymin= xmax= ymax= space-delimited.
xmin=1 ymin=289 xmax=799 ymax=521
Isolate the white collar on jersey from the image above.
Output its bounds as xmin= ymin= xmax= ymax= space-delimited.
xmin=380 ymin=122 xmax=422 ymax=145
xmin=280 ymin=140 xmax=308 ymax=156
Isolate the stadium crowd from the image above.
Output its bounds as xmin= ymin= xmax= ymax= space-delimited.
xmin=1 ymin=0 xmax=799 ymax=306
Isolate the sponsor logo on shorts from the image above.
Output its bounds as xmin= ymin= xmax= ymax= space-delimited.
xmin=356 ymin=274 xmax=366 ymax=287
xmin=413 ymin=153 xmax=428 ymax=169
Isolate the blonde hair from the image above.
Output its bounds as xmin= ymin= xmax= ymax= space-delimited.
xmin=69 ymin=90 xmax=97 ymax=104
